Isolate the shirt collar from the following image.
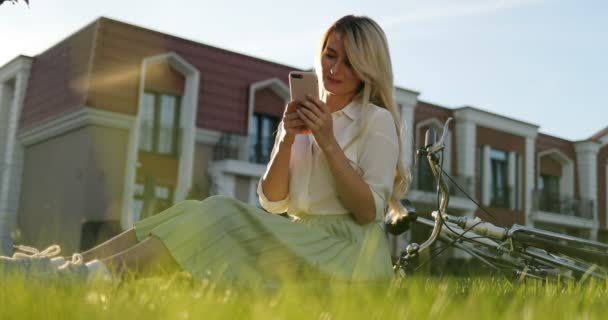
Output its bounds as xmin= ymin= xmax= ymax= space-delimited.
xmin=335 ymin=100 xmax=362 ymax=121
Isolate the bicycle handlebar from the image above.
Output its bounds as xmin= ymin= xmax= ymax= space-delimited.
xmin=396 ymin=117 xmax=506 ymax=265
xmin=398 ymin=118 xmax=453 ymax=260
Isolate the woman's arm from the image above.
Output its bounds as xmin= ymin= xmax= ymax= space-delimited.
xmin=260 ymin=137 xmax=293 ymax=201
xmin=322 ymin=141 xmax=377 ymax=225
xmin=297 ymin=97 xmax=397 ymax=225
xmin=259 ymin=101 xmax=305 ymax=202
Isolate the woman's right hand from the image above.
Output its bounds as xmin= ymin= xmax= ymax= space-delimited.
xmin=280 ymin=100 xmax=306 ymax=144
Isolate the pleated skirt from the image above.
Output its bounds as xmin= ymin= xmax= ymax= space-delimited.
xmin=133 ymin=195 xmax=394 ymax=286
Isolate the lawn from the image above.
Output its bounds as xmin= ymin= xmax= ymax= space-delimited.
xmin=1 ymin=272 xmax=607 ymax=319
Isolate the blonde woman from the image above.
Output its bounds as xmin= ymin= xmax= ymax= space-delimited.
xmin=1 ymin=15 xmax=410 ymax=284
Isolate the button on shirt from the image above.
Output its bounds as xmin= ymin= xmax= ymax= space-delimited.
xmin=257 ymin=101 xmax=399 ymax=221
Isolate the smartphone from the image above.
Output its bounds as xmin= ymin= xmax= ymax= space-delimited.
xmin=288 ymin=71 xmax=319 ymax=134
xmin=289 ymin=71 xmax=319 ymax=102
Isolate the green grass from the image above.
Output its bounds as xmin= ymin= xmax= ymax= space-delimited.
xmin=1 ymin=273 xmax=608 ymax=319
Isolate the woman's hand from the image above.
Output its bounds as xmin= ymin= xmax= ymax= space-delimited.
xmin=296 ymin=95 xmax=337 ymax=152
xmin=280 ymin=101 xmax=306 ymax=144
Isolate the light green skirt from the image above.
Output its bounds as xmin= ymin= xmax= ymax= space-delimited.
xmin=134 ymin=195 xmax=393 ymax=285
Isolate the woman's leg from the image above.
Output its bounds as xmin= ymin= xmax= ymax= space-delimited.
xmin=80 ymin=228 xmax=139 ymax=262
xmin=100 ymin=236 xmax=180 ymax=278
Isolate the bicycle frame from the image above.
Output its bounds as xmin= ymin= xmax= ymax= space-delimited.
xmin=392 ymin=117 xmax=608 ymax=280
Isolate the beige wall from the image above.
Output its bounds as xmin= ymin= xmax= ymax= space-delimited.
xmin=235 ymin=175 xmax=250 ymax=203
xmin=18 ymin=125 xmax=128 ymax=252
xmin=190 ymin=143 xmax=214 ymax=200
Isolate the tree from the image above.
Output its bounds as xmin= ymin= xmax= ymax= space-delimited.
xmin=0 ymin=0 xmax=30 ymax=6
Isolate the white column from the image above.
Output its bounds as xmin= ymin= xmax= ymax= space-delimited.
xmin=508 ymin=151 xmax=517 ymax=209
xmin=455 ymin=119 xmax=476 ymax=197
xmin=575 ymin=141 xmax=600 ymax=239
xmin=0 ymin=82 xmax=6 ymax=180
xmin=561 ymin=161 xmax=575 ymax=198
xmin=443 ymin=131 xmax=452 ymax=175
xmin=0 ymin=70 xmax=29 ymax=254
xmin=605 ymin=162 xmax=608 ymax=231
xmin=0 ymin=82 xmax=8 ymax=254
xmin=482 ymin=145 xmax=491 ymax=206
xmin=399 ymin=99 xmax=416 ymax=170
xmin=208 ymin=164 xmax=236 ymax=197
xmin=524 ymin=137 xmax=536 ymax=227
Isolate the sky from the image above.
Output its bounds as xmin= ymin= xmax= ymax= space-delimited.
xmin=1 ymin=0 xmax=606 ymax=141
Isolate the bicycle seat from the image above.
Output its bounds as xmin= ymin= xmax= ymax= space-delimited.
xmin=384 ymin=199 xmax=417 ymax=235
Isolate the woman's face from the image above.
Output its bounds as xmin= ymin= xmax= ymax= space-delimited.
xmin=320 ymin=31 xmax=362 ymax=99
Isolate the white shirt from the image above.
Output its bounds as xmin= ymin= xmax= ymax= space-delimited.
xmin=257 ymin=101 xmax=399 ymax=221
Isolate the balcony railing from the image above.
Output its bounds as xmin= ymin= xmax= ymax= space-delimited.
xmin=531 ymin=191 xmax=594 ymax=219
xmin=213 ymin=133 xmax=242 ymax=161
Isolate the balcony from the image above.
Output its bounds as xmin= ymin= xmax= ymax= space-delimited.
xmin=213 ymin=132 xmax=242 ymax=161
xmin=531 ymin=191 xmax=594 ymax=219
xmin=209 ymin=133 xmax=265 ymax=203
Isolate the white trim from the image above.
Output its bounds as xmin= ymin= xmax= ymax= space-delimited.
xmin=574 ymin=140 xmax=601 ymax=154
xmin=394 ymin=87 xmax=420 ymax=172
xmin=394 ymin=87 xmax=420 ymax=110
xmin=599 ymin=135 xmax=608 ymax=146
xmin=481 ymin=145 xmax=491 ymax=205
xmin=121 ymin=52 xmax=200 ymax=229
xmin=573 ymin=140 xmax=600 ymax=238
xmin=395 ymin=89 xmax=418 ymax=170
xmin=455 ymin=119 xmax=476 ymax=198
xmin=574 ymin=141 xmax=600 ymax=203
xmin=524 ymin=137 xmax=536 ymax=226
xmin=508 ymin=151 xmax=517 ymax=209
xmin=18 ymin=107 xmax=135 ymax=146
xmin=0 ymin=56 xmax=32 ymax=83
xmin=454 ymin=107 xmax=539 ymax=139
xmin=246 ymin=78 xmax=289 ymax=162
xmin=0 ymin=56 xmax=32 ymax=253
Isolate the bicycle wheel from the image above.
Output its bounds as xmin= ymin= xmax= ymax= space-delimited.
xmin=439 ymin=227 xmax=587 ymax=281
xmin=512 ymin=231 xmax=608 ymax=266
xmin=518 ymin=246 xmax=607 ymax=280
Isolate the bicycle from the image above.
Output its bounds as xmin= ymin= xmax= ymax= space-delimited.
xmin=385 ymin=118 xmax=608 ymax=281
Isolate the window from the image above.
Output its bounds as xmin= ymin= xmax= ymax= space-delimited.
xmin=538 ymin=174 xmax=561 ymax=212
xmin=417 ymin=159 xmax=436 ymax=192
xmin=249 ymin=113 xmax=280 ymax=164
xmin=132 ymin=179 xmax=173 ymax=221
xmin=490 ymin=148 xmax=509 ymax=208
xmin=139 ymin=91 xmax=181 ymax=156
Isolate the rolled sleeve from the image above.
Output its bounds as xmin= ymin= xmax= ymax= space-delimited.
xmin=257 ymin=177 xmax=289 ymax=214
xmin=358 ymin=109 xmax=399 ymax=220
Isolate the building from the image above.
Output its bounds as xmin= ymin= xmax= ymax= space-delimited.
xmin=0 ymin=17 xmax=606 ymax=256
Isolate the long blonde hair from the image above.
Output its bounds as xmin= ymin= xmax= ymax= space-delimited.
xmin=315 ymin=15 xmax=411 ymax=221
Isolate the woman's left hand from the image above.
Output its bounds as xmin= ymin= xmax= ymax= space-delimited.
xmin=296 ymin=95 xmax=338 ymax=152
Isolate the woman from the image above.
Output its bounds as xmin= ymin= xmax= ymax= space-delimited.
xmin=1 ymin=15 xmax=410 ymax=285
